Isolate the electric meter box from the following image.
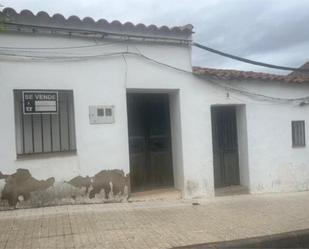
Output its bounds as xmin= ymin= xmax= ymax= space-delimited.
xmin=89 ymin=105 xmax=115 ymax=124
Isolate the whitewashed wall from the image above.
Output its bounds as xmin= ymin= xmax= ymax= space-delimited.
xmin=199 ymin=79 xmax=309 ymax=194
xmin=1 ymin=31 xmax=309 ymax=202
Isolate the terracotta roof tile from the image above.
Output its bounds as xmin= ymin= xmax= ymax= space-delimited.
xmin=288 ymin=62 xmax=309 ymax=79
xmin=0 ymin=8 xmax=193 ymax=41
xmin=193 ymin=63 xmax=309 ymax=84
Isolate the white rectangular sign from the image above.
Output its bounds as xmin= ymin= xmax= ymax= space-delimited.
xmin=23 ymin=91 xmax=58 ymax=114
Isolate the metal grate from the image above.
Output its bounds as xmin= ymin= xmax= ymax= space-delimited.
xmin=292 ymin=120 xmax=306 ymax=147
xmin=14 ymin=90 xmax=76 ymax=156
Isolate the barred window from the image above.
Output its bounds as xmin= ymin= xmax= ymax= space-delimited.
xmin=292 ymin=120 xmax=306 ymax=147
xmin=14 ymin=90 xmax=76 ymax=156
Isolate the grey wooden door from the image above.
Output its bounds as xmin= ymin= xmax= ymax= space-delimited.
xmin=127 ymin=93 xmax=174 ymax=192
xmin=211 ymin=106 xmax=240 ymax=188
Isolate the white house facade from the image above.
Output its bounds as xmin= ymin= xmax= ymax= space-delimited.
xmin=0 ymin=8 xmax=309 ymax=209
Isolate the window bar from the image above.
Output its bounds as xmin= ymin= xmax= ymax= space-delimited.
xmin=295 ymin=123 xmax=297 ymax=145
xmin=295 ymin=122 xmax=298 ymax=145
xmin=20 ymin=100 xmax=25 ymax=154
xmin=50 ymin=114 xmax=53 ymax=152
xmin=292 ymin=125 xmax=295 ymax=146
xmin=302 ymin=121 xmax=306 ymax=146
xmin=66 ymin=93 xmax=71 ymax=150
xmin=302 ymin=123 xmax=304 ymax=145
xmin=304 ymin=126 xmax=306 ymax=146
xmin=31 ymin=114 xmax=35 ymax=153
xmin=298 ymin=123 xmax=301 ymax=145
xmin=298 ymin=123 xmax=302 ymax=145
xmin=294 ymin=122 xmax=297 ymax=146
xmin=41 ymin=113 xmax=44 ymax=153
xmin=292 ymin=122 xmax=297 ymax=146
xmin=292 ymin=126 xmax=294 ymax=146
xmin=58 ymin=97 xmax=62 ymax=151
xmin=293 ymin=122 xmax=296 ymax=146
xmin=71 ymin=94 xmax=76 ymax=151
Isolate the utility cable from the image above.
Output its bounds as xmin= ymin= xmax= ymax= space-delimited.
xmin=0 ymin=39 xmax=129 ymax=50
xmin=193 ymin=42 xmax=309 ymax=73
xmin=4 ymin=38 xmax=308 ymax=74
xmin=0 ymin=50 xmax=309 ymax=103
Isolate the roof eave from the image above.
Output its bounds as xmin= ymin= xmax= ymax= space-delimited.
xmin=0 ymin=8 xmax=193 ymax=44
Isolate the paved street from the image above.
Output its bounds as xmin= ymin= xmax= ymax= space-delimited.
xmin=0 ymin=191 xmax=309 ymax=249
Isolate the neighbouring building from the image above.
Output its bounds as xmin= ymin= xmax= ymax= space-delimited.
xmin=0 ymin=8 xmax=309 ymax=209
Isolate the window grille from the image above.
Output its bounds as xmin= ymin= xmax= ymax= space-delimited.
xmin=292 ymin=120 xmax=306 ymax=147
xmin=14 ymin=90 xmax=76 ymax=155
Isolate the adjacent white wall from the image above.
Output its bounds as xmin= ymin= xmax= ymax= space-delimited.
xmin=236 ymin=105 xmax=250 ymax=188
xmin=0 ymin=33 xmax=132 ymax=181
xmin=209 ymin=80 xmax=309 ymax=194
xmin=169 ymin=91 xmax=184 ymax=193
xmin=1 ymin=31 xmax=309 ymax=199
xmin=245 ymin=97 xmax=309 ymax=193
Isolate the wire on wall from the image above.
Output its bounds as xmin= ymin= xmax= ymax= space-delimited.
xmin=122 ymin=45 xmax=129 ymax=87
xmin=0 ymin=48 xmax=309 ymax=104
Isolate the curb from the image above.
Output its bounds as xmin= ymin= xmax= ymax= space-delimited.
xmin=173 ymin=228 xmax=309 ymax=248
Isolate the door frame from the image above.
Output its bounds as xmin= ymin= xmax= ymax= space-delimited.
xmin=126 ymin=89 xmax=184 ymax=194
xmin=211 ymin=104 xmax=241 ymax=189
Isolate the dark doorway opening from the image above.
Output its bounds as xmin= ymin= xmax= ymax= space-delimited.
xmin=127 ymin=93 xmax=174 ymax=192
xmin=211 ymin=105 xmax=240 ymax=189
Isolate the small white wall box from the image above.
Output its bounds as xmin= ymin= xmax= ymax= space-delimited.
xmin=89 ymin=105 xmax=115 ymax=124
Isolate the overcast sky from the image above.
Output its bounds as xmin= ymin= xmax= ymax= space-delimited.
xmin=1 ymin=0 xmax=309 ymax=74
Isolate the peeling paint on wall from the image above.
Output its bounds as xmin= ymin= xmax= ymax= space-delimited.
xmin=1 ymin=169 xmax=55 ymax=206
xmin=68 ymin=175 xmax=92 ymax=193
xmin=0 ymin=168 xmax=130 ymax=210
xmin=90 ymin=170 xmax=130 ymax=199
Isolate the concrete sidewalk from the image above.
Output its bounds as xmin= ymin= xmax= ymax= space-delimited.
xmin=0 ymin=191 xmax=309 ymax=249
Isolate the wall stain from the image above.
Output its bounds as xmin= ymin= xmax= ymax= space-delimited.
xmin=1 ymin=169 xmax=54 ymax=206
xmin=89 ymin=170 xmax=130 ymax=199
xmin=0 ymin=168 xmax=130 ymax=209
xmin=68 ymin=175 xmax=91 ymax=194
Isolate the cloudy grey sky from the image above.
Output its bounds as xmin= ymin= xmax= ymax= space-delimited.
xmin=1 ymin=0 xmax=309 ymax=74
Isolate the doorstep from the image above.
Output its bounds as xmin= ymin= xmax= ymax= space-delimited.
xmin=129 ymin=187 xmax=181 ymax=202
xmin=215 ymin=185 xmax=249 ymax=197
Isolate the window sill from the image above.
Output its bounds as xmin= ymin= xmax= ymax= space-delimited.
xmin=16 ymin=150 xmax=77 ymax=160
